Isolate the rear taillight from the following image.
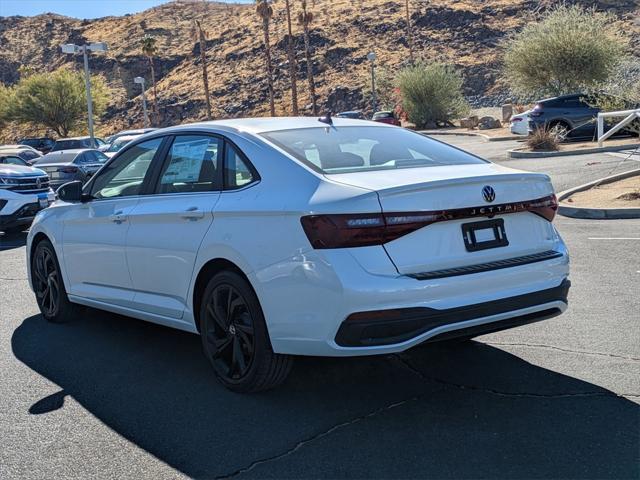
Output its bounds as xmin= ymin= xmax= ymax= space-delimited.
xmin=59 ymin=166 xmax=79 ymax=174
xmin=528 ymin=194 xmax=558 ymax=222
xmin=529 ymin=104 xmax=543 ymax=117
xmin=301 ymin=195 xmax=558 ymax=249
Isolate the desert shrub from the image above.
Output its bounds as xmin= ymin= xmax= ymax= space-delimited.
xmin=8 ymin=69 xmax=109 ymax=137
xmin=397 ymin=62 xmax=469 ymax=128
xmin=526 ymin=127 xmax=560 ymax=151
xmin=503 ymin=4 xmax=627 ymax=99
xmin=588 ymin=59 xmax=640 ymax=136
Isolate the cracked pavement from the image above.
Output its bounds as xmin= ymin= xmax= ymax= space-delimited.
xmin=1 ymin=141 xmax=639 ymax=479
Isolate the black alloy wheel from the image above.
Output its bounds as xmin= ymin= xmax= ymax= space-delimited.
xmin=199 ymin=271 xmax=293 ymax=393
xmin=31 ymin=239 xmax=77 ymax=322
xmin=33 ymin=243 xmax=60 ymax=318
xmin=204 ymin=283 xmax=255 ymax=380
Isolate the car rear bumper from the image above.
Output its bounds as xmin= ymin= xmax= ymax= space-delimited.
xmin=334 ymin=279 xmax=570 ymax=347
xmin=254 ymin=241 xmax=570 ymax=357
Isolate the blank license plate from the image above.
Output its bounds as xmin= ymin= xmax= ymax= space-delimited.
xmin=461 ymin=219 xmax=509 ymax=252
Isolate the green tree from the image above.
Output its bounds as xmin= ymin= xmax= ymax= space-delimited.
xmin=9 ymin=69 xmax=108 ymax=137
xmin=397 ymin=62 xmax=469 ymax=128
xmin=140 ymin=35 xmax=159 ymax=124
xmin=503 ymin=5 xmax=627 ymax=99
xmin=0 ymin=83 xmax=13 ymax=129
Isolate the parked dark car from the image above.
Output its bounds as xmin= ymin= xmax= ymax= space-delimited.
xmin=0 ymin=155 xmax=29 ymax=166
xmin=0 ymin=148 xmax=42 ymax=165
xmin=50 ymin=136 xmax=106 ymax=152
xmin=372 ymin=111 xmax=401 ymax=126
xmin=18 ymin=137 xmax=56 ymax=154
xmin=335 ymin=111 xmax=365 ymax=120
xmin=33 ymin=149 xmax=108 ymax=190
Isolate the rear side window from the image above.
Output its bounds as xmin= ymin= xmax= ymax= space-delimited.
xmin=157 ymin=135 xmax=221 ymax=194
xmin=260 ymin=126 xmax=486 ymax=174
xmin=224 ymin=143 xmax=255 ymax=190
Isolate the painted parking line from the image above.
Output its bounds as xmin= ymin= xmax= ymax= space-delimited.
xmin=588 ymin=237 xmax=640 ymax=240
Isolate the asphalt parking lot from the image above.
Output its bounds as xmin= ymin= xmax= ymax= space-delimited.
xmin=1 ymin=136 xmax=639 ymax=479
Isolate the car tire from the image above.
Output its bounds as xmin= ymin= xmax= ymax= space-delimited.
xmin=548 ymin=121 xmax=570 ymax=141
xmin=31 ymin=239 xmax=78 ymax=323
xmin=199 ymin=270 xmax=293 ymax=393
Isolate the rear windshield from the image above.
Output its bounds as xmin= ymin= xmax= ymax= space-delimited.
xmin=53 ymin=140 xmax=87 ymax=150
xmin=260 ymin=126 xmax=486 ymax=173
xmin=36 ymin=153 xmax=77 ymax=164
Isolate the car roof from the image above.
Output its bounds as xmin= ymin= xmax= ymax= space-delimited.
xmin=114 ymin=135 xmax=141 ymax=141
xmin=55 ymin=136 xmax=92 ymax=141
xmin=151 ymin=117 xmax=389 ymax=136
xmin=0 ymin=144 xmax=34 ymax=149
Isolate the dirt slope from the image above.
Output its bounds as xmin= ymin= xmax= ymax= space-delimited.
xmin=0 ymin=0 xmax=637 ymax=136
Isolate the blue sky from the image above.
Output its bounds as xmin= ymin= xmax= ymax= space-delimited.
xmin=0 ymin=0 xmax=251 ymax=19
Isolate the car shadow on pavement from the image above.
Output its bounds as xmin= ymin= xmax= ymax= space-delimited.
xmin=0 ymin=232 xmax=27 ymax=251
xmin=12 ymin=310 xmax=639 ymax=479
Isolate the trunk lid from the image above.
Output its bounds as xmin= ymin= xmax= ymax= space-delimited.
xmin=328 ymin=164 xmax=558 ymax=275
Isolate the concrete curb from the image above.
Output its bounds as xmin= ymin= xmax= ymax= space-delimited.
xmin=557 ymin=168 xmax=640 ymax=219
xmin=507 ymin=143 xmax=640 ymax=159
xmin=419 ymin=130 xmax=523 ymax=142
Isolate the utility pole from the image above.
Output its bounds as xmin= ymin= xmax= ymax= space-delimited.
xmin=134 ymin=77 xmax=149 ymax=128
xmin=367 ymin=52 xmax=377 ymax=114
xmin=61 ymin=42 xmax=108 ymax=147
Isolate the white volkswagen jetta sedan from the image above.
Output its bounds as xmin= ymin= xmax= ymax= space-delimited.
xmin=27 ymin=117 xmax=570 ymax=392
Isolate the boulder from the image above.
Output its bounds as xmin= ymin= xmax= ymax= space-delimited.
xmin=459 ymin=115 xmax=479 ymax=129
xmin=478 ymin=116 xmax=501 ymax=129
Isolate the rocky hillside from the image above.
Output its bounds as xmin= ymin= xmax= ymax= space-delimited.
xmin=0 ymin=0 xmax=637 ymax=136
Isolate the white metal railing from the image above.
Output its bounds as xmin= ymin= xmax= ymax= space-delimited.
xmin=597 ymin=108 xmax=640 ymax=147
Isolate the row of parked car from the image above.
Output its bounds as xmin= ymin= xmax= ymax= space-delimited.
xmin=0 ymin=128 xmax=156 ymax=234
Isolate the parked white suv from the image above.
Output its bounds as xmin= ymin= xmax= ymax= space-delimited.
xmin=0 ymin=164 xmax=54 ymax=234
xmin=27 ymin=118 xmax=570 ymax=392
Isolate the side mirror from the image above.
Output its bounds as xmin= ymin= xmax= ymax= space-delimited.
xmin=57 ymin=181 xmax=85 ymax=203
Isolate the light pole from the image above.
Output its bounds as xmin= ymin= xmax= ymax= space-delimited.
xmin=134 ymin=77 xmax=149 ymax=128
xmin=367 ymin=51 xmax=377 ymax=114
xmin=61 ymin=42 xmax=108 ymax=147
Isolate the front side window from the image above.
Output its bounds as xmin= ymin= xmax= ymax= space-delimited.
xmin=224 ymin=143 xmax=254 ymax=190
xmin=260 ymin=126 xmax=486 ymax=174
xmin=90 ymin=138 xmax=162 ymax=199
xmin=157 ymin=135 xmax=221 ymax=194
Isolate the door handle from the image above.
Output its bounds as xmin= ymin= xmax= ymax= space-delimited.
xmin=181 ymin=206 xmax=205 ymax=220
xmin=109 ymin=211 xmax=127 ymax=223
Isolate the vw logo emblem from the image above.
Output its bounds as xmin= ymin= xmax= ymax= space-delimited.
xmin=36 ymin=178 xmax=41 ymax=188
xmin=482 ymin=185 xmax=496 ymax=203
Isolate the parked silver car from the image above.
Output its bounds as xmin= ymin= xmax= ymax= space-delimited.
xmin=32 ymin=149 xmax=108 ymax=190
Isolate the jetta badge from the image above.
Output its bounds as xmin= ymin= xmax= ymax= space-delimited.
xmin=482 ymin=185 xmax=496 ymax=203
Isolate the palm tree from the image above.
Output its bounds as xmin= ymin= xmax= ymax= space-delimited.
xmin=284 ymin=0 xmax=299 ymax=115
xmin=256 ymin=0 xmax=276 ymax=116
xmin=405 ymin=0 xmax=414 ymax=63
xmin=193 ymin=20 xmax=212 ymax=120
xmin=297 ymin=0 xmax=317 ymax=114
xmin=140 ymin=35 xmax=159 ymax=125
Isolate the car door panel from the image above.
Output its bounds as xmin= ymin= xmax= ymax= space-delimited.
xmin=126 ymin=193 xmax=219 ymax=318
xmin=125 ymin=134 xmax=222 ymax=319
xmin=61 ymin=137 xmax=164 ymax=308
xmin=62 ymin=198 xmax=139 ymax=306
